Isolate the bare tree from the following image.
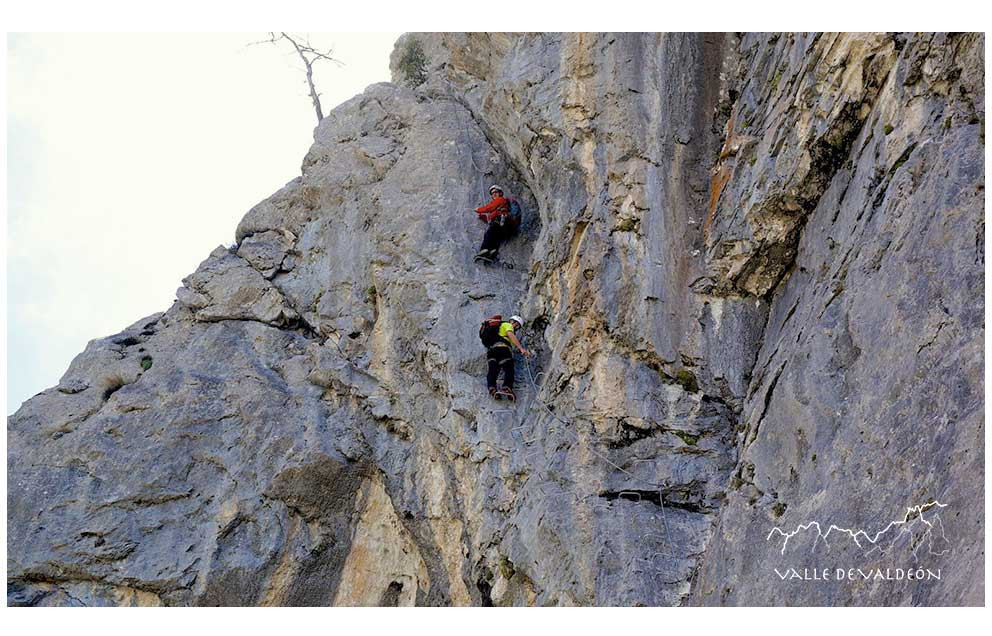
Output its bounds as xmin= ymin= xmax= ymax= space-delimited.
xmin=251 ymin=32 xmax=342 ymax=123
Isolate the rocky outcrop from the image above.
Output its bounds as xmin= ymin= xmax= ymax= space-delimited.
xmin=8 ymin=33 xmax=984 ymax=606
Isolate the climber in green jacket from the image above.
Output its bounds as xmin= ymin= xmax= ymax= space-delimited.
xmin=479 ymin=314 xmax=531 ymax=401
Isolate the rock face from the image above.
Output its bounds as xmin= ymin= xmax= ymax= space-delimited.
xmin=7 ymin=33 xmax=984 ymax=606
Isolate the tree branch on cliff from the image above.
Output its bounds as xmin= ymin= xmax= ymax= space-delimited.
xmin=250 ymin=32 xmax=343 ymax=123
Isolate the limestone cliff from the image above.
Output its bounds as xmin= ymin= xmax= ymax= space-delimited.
xmin=7 ymin=32 xmax=984 ymax=606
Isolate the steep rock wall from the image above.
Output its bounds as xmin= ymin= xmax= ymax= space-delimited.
xmin=693 ymin=32 xmax=984 ymax=606
xmin=8 ymin=32 xmax=984 ymax=606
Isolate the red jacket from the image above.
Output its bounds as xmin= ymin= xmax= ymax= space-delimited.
xmin=476 ymin=196 xmax=510 ymax=223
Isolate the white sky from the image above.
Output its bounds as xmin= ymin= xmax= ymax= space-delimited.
xmin=6 ymin=32 xmax=401 ymax=413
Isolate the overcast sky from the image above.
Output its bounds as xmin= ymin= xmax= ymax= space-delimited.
xmin=6 ymin=32 xmax=402 ymax=413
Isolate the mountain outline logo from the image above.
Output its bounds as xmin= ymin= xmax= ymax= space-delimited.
xmin=766 ymin=501 xmax=951 ymax=560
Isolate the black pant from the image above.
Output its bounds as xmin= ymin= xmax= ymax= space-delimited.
xmin=480 ymin=218 xmax=509 ymax=254
xmin=487 ymin=345 xmax=514 ymax=390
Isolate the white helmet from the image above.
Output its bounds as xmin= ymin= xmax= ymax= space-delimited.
xmin=509 ymin=315 xmax=523 ymax=327
xmin=489 ymin=184 xmax=503 ymax=195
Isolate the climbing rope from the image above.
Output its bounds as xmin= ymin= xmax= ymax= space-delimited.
xmin=457 ymin=103 xmax=486 ymax=176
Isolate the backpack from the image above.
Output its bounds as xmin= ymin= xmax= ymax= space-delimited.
xmin=479 ymin=315 xmax=504 ymax=347
xmin=506 ymin=198 xmax=523 ymax=230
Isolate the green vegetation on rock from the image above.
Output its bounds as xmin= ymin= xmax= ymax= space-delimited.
xmin=398 ymin=38 xmax=429 ymax=88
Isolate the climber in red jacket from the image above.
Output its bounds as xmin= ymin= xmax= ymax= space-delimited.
xmin=474 ymin=184 xmax=511 ymax=261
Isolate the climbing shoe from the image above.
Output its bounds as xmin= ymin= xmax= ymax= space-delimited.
xmin=489 ymin=387 xmax=499 ymax=399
